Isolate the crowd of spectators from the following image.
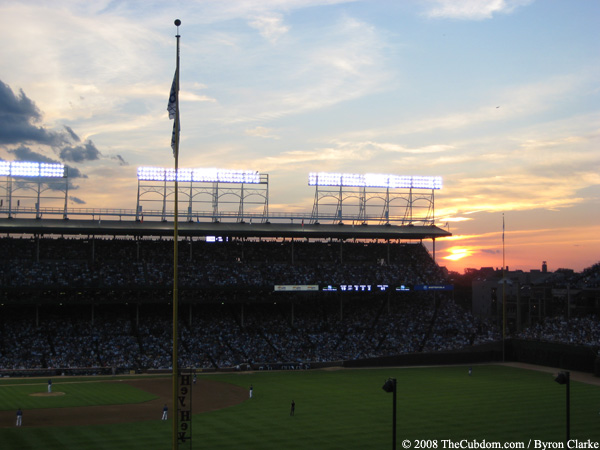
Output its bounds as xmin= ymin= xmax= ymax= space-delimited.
xmin=517 ymin=315 xmax=600 ymax=347
xmin=0 ymin=236 xmax=597 ymax=373
xmin=0 ymin=237 xmax=447 ymax=288
xmin=0 ymin=296 xmax=500 ymax=371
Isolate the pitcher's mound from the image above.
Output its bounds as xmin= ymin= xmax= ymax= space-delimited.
xmin=30 ymin=392 xmax=66 ymax=397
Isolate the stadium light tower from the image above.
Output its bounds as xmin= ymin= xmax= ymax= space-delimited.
xmin=382 ymin=377 xmax=397 ymax=450
xmin=308 ymin=172 xmax=442 ymax=225
xmin=136 ymin=166 xmax=267 ymax=222
xmin=0 ymin=161 xmax=66 ymax=219
xmin=554 ymin=371 xmax=570 ymax=444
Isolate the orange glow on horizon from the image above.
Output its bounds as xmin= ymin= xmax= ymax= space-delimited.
xmin=433 ymin=224 xmax=600 ymax=274
xmin=442 ymin=247 xmax=474 ymax=262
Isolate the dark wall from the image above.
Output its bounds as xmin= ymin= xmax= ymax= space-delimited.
xmin=505 ymin=339 xmax=598 ymax=373
xmin=344 ymin=340 xmax=599 ymax=375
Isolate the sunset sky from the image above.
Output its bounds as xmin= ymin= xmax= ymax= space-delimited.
xmin=0 ymin=0 xmax=598 ymax=274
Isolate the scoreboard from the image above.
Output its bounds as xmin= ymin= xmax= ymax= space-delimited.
xmin=274 ymin=284 xmax=453 ymax=292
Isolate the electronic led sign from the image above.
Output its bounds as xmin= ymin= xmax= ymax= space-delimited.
xmin=413 ymin=284 xmax=454 ymax=291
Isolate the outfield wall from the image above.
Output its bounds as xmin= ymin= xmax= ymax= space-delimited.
xmin=505 ymin=339 xmax=599 ymax=374
xmin=343 ymin=340 xmax=599 ymax=375
xmin=343 ymin=342 xmax=502 ymax=369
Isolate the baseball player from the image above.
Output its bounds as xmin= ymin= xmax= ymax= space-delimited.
xmin=161 ymin=404 xmax=168 ymax=420
xmin=16 ymin=408 xmax=23 ymax=427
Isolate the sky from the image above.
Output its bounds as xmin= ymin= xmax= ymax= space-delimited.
xmin=0 ymin=0 xmax=598 ymax=274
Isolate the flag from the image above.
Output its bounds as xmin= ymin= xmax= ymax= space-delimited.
xmin=171 ymin=120 xmax=179 ymax=156
xmin=167 ymin=69 xmax=178 ymax=119
xmin=168 ymin=69 xmax=179 ymax=156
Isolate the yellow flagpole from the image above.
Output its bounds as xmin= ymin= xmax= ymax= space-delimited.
xmin=502 ymin=213 xmax=506 ymax=362
xmin=172 ymin=18 xmax=181 ymax=450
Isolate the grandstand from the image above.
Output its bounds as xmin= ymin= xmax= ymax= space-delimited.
xmin=0 ymin=163 xmax=479 ymax=375
xmin=1 ymin=163 xmax=597 ymax=378
xmin=2 ymin=235 xmax=499 ymax=374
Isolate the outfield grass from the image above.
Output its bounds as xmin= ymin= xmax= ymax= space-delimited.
xmin=0 ymin=365 xmax=598 ymax=449
xmin=0 ymin=374 xmax=167 ymax=387
xmin=0 ymin=379 xmax=158 ymax=411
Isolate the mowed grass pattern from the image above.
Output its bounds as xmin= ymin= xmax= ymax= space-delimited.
xmin=0 ymin=365 xmax=599 ymax=449
xmin=0 ymin=380 xmax=158 ymax=411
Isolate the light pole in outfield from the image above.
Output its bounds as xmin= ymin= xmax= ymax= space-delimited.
xmin=554 ymin=371 xmax=570 ymax=445
xmin=382 ymin=377 xmax=397 ymax=449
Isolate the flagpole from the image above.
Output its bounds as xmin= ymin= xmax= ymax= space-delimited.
xmin=502 ymin=213 xmax=506 ymax=362
xmin=172 ymin=18 xmax=181 ymax=450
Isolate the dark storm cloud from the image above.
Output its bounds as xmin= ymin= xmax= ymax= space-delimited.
xmin=59 ymin=140 xmax=101 ymax=163
xmin=63 ymin=125 xmax=81 ymax=142
xmin=8 ymin=145 xmax=58 ymax=164
xmin=1 ymin=80 xmax=121 ymax=166
xmin=69 ymin=196 xmax=86 ymax=205
xmin=64 ymin=165 xmax=86 ymax=179
xmin=482 ymin=249 xmax=500 ymax=255
xmin=7 ymin=146 xmax=86 ymax=180
xmin=0 ymin=80 xmax=66 ymax=146
xmin=2 ymin=80 xmax=126 ymax=205
xmin=112 ymin=154 xmax=128 ymax=166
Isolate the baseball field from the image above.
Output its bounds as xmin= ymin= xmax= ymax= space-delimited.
xmin=0 ymin=364 xmax=599 ymax=449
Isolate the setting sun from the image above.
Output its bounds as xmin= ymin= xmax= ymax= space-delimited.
xmin=442 ymin=247 xmax=474 ymax=262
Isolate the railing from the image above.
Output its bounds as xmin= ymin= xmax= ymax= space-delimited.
xmin=0 ymin=207 xmax=437 ymax=225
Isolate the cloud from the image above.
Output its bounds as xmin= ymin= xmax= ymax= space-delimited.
xmin=203 ymin=14 xmax=393 ymax=125
xmin=111 ymin=154 xmax=129 ymax=166
xmin=442 ymin=247 xmax=474 ymax=261
xmin=481 ymin=249 xmax=501 ymax=255
xmin=63 ymin=125 xmax=80 ymax=142
xmin=7 ymin=146 xmax=86 ymax=180
xmin=59 ymin=140 xmax=102 ymax=163
xmin=69 ymin=196 xmax=86 ymax=205
xmin=249 ymin=13 xmax=289 ymax=43
xmin=1 ymin=80 xmax=131 ymax=172
xmin=8 ymin=145 xmax=58 ymax=164
xmin=331 ymin=140 xmax=453 ymax=155
xmin=245 ymin=126 xmax=280 ymax=139
xmin=0 ymin=80 xmax=66 ymax=146
xmin=254 ymin=144 xmax=374 ymax=173
xmin=424 ymin=0 xmax=533 ymax=20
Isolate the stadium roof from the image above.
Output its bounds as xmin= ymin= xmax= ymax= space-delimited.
xmin=0 ymin=218 xmax=451 ymax=240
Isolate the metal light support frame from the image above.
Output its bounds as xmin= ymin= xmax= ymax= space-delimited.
xmin=136 ymin=168 xmax=269 ymax=223
xmin=309 ymin=172 xmax=441 ymax=225
xmin=0 ymin=161 xmax=68 ymax=219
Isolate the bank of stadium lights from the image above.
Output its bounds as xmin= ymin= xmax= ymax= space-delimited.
xmin=308 ymin=172 xmax=442 ymax=190
xmin=137 ymin=167 xmax=261 ymax=184
xmin=0 ymin=161 xmax=65 ymax=178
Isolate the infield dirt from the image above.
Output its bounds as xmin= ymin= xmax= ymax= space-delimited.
xmin=0 ymin=377 xmax=247 ymax=428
